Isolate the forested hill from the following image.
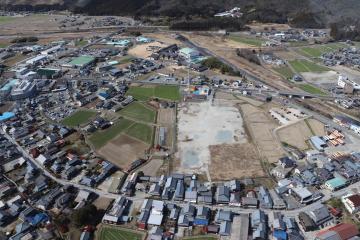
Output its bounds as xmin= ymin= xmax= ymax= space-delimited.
xmin=1 ymin=0 xmax=360 ymax=28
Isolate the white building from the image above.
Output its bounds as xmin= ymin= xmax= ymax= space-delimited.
xmin=102 ymin=197 xmax=131 ymax=224
xmin=338 ymin=75 xmax=360 ymax=90
xmin=25 ymin=55 xmax=48 ymax=65
xmin=342 ymin=193 xmax=360 ymax=214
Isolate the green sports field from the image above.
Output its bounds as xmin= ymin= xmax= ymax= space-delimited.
xmin=126 ymin=122 xmax=154 ymax=144
xmin=298 ymin=84 xmax=327 ymax=95
xmin=289 ymin=60 xmax=329 ymax=73
xmin=98 ymin=226 xmax=144 ymax=240
xmin=89 ymin=119 xmax=134 ymax=149
xmin=126 ymin=85 xmax=180 ymax=101
xmin=61 ymin=110 xmax=97 ymax=127
xmin=119 ymin=102 xmax=156 ymax=123
xmin=273 ymin=66 xmax=294 ymax=79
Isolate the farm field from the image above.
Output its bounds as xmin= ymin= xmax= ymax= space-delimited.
xmin=89 ymin=118 xmax=133 ymax=149
xmin=298 ymin=43 xmax=347 ymax=58
xmin=239 ymin=103 xmax=285 ymax=164
xmin=126 ymin=85 xmax=181 ymax=101
xmin=289 ymin=59 xmax=330 ymax=73
xmin=61 ymin=110 xmax=96 ymax=127
xmin=0 ymin=16 xmax=14 ymax=24
xmin=228 ymin=35 xmax=264 ymax=47
xmin=209 ymin=142 xmax=264 ymax=180
xmin=119 ymin=102 xmax=156 ymax=123
xmin=126 ymin=122 xmax=154 ymax=144
xmin=273 ymin=66 xmax=294 ymax=79
xmin=98 ymin=134 xmax=149 ymax=169
xmin=298 ymin=84 xmax=327 ymax=95
xmin=98 ymin=226 xmax=145 ymax=240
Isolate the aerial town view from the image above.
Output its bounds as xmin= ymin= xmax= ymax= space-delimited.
xmin=1 ymin=1 xmax=360 ymax=240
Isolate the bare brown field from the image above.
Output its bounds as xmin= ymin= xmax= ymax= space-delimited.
xmin=209 ymin=143 xmax=264 ymax=181
xmin=136 ymin=158 xmax=163 ymax=176
xmin=128 ymin=41 xmax=167 ymax=58
xmin=247 ymin=23 xmax=291 ymax=31
xmin=98 ymin=134 xmax=149 ymax=169
xmin=307 ymin=118 xmax=326 ymax=135
xmin=277 ymin=120 xmax=313 ymax=150
xmin=144 ymin=33 xmax=182 ymax=45
xmin=157 ymin=108 xmax=175 ymax=126
xmin=239 ymin=103 xmax=285 ymax=163
xmin=215 ymin=92 xmax=238 ymax=100
xmin=276 ymin=118 xmax=325 ymax=151
xmin=93 ymin=197 xmax=113 ymax=210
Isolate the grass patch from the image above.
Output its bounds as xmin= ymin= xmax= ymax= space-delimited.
xmin=298 ymin=43 xmax=347 ymax=58
xmin=298 ymin=84 xmax=327 ymax=95
xmin=154 ymin=85 xmax=181 ymax=101
xmin=98 ymin=226 xmax=144 ymax=240
xmin=0 ymin=16 xmax=14 ymax=24
xmin=289 ymin=59 xmax=329 ymax=73
xmin=288 ymin=41 xmax=309 ymax=47
xmin=89 ymin=119 xmax=134 ymax=149
xmin=126 ymin=86 xmax=154 ymax=101
xmin=273 ymin=66 xmax=294 ymax=79
xmin=119 ymin=102 xmax=156 ymax=123
xmin=0 ymin=42 xmax=9 ymax=48
xmin=126 ymin=122 xmax=153 ymax=144
xmin=228 ymin=35 xmax=264 ymax=47
xmin=75 ymin=40 xmax=88 ymax=47
xmin=61 ymin=110 xmax=96 ymax=127
xmin=126 ymin=85 xmax=180 ymax=101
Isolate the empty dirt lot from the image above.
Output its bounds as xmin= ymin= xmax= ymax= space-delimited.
xmin=128 ymin=41 xmax=167 ymax=58
xmin=98 ymin=134 xmax=149 ymax=170
xmin=157 ymin=108 xmax=175 ymax=126
xmin=276 ymin=118 xmax=325 ymax=151
xmin=176 ymin=100 xmax=247 ymax=175
xmin=239 ymin=103 xmax=285 ymax=164
xmin=136 ymin=158 xmax=163 ymax=177
xmin=209 ymin=143 xmax=265 ymax=181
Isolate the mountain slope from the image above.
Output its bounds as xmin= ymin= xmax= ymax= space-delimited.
xmin=1 ymin=0 xmax=360 ymax=27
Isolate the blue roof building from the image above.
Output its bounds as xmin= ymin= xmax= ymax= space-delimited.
xmin=0 ymin=112 xmax=15 ymax=122
xmin=325 ymin=176 xmax=347 ymax=191
xmin=310 ymin=136 xmax=327 ymax=151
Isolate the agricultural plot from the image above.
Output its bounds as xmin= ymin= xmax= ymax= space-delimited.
xmin=89 ymin=119 xmax=133 ymax=149
xmin=273 ymin=66 xmax=294 ymax=79
xmin=98 ymin=134 xmax=149 ymax=169
xmin=0 ymin=16 xmax=14 ymax=24
xmin=98 ymin=226 xmax=145 ymax=240
xmin=289 ymin=60 xmax=329 ymax=73
xmin=298 ymin=43 xmax=347 ymax=58
xmin=228 ymin=35 xmax=264 ymax=47
xmin=154 ymin=85 xmax=181 ymax=101
xmin=298 ymin=84 xmax=327 ymax=95
xmin=119 ymin=102 xmax=156 ymax=123
xmin=61 ymin=110 xmax=96 ymax=127
xmin=126 ymin=122 xmax=154 ymax=144
xmin=126 ymin=85 xmax=181 ymax=101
